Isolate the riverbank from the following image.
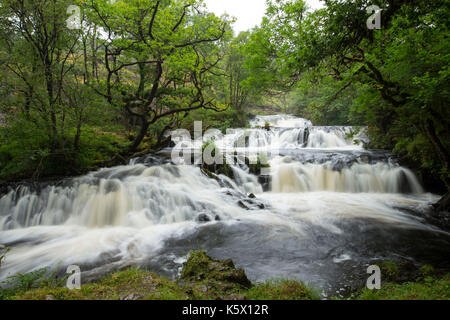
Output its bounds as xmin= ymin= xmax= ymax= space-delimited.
xmin=1 ymin=251 xmax=448 ymax=301
xmin=0 ymin=251 xmax=320 ymax=301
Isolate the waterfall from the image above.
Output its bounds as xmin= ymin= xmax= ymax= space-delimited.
xmin=270 ymin=157 xmax=423 ymax=194
xmin=0 ymin=114 xmax=446 ymax=293
xmin=0 ymin=165 xmax=248 ymax=230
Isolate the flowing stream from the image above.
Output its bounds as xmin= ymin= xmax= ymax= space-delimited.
xmin=0 ymin=115 xmax=449 ymax=297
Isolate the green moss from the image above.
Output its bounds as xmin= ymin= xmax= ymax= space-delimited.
xmin=246 ymin=280 xmax=320 ymax=300
xmin=7 ymin=268 xmax=189 ymax=301
xmin=201 ymin=140 xmax=218 ymax=157
xmin=4 ymin=251 xmax=319 ymax=301
xmin=248 ymin=153 xmax=271 ymax=176
xmin=353 ymin=274 xmax=450 ymax=300
xmin=4 ymin=253 xmax=448 ymax=301
xmin=200 ymin=142 xmax=235 ymax=180
xmin=380 ymin=261 xmax=400 ymax=281
xmin=181 ymin=251 xmax=251 ymax=289
xmin=419 ymin=264 xmax=435 ymax=278
xmin=200 ymin=168 xmax=218 ymax=180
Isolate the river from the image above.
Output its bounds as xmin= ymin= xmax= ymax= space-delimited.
xmin=0 ymin=115 xmax=449 ymax=297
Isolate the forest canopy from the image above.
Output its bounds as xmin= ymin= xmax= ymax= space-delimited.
xmin=0 ymin=0 xmax=448 ymax=195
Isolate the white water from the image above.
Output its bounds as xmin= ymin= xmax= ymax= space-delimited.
xmin=0 ymin=165 xmax=251 ymax=230
xmin=0 ymin=115 xmax=447 ymax=291
xmin=172 ymin=114 xmax=366 ymax=152
xmin=270 ymin=157 xmax=423 ymax=194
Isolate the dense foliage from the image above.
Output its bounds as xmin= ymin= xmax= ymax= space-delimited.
xmin=244 ymin=0 xmax=450 ymax=193
xmin=0 ymin=0 xmax=245 ymax=179
xmin=0 ymin=0 xmax=448 ymax=195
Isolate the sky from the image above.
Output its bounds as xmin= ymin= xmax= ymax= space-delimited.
xmin=203 ymin=0 xmax=324 ymax=33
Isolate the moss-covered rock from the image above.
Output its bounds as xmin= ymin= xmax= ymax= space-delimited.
xmin=246 ymin=280 xmax=319 ymax=300
xmin=246 ymin=154 xmax=270 ymax=176
xmin=180 ymin=251 xmax=252 ymax=290
xmin=378 ymin=260 xmax=421 ymax=283
xmin=8 ymin=253 xmax=446 ymax=301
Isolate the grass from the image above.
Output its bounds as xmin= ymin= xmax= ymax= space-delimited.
xmin=246 ymin=280 xmax=320 ymax=300
xmin=4 ymin=269 xmax=319 ymax=301
xmin=1 ymin=251 xmax=319 ymax=301
xmin=0 ymin=252 xmax=448 ymax=301
xmin=353 ymin=274 xmax=450 ymax=300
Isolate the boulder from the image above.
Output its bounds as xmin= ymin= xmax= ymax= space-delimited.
xmin=180 ymin=251 xmax=252 ymax=290
xmin=433 ymin=193 xmax=450 ymax=212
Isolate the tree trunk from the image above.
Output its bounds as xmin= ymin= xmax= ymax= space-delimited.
xmin=74 ymin=122 xmax=82 ymax=151
xmin=424 ymin=119 xmax=450 ymax=192
xmin=129 ymin=118 xmax=149 ymax=152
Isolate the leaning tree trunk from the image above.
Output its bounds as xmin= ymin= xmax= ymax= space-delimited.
xmin=129 ymin=117 xmax=149 ymax=153
xmin=422 ymin=119 xmax=450 ymax=212
xmin=424 ymin=119 xmax=450 ymax=192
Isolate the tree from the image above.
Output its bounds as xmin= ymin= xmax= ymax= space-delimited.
xmin=82 ymin=0 xmax=232 ymax=152
xmin=225 ymin=32 xmax=251 ymax=125
xmin=0 ymin=0 xmax=83 ymax=149
xmin=248 ymin=0 xmax=450 ymax=194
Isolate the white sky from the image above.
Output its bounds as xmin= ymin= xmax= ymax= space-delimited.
xmin=203 ymin=0 xmax=324 ymax=33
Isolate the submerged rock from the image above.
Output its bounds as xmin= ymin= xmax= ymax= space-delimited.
xmin=237 ymin=199 xmax=265 ymax=210
xmin=197 ymin=214 xmax=211 ymax=223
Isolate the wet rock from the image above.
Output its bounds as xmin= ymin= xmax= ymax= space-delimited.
xmin=197 ymin=214 xmax=211 ymax=223
xmin=433 ymin=193 xmax=450 ymax=213
xmin=215 ymin=215 xmax=221 ymax=221
xmin=258 ymin=175 xmax=271 ymax=192
xmin=303 ymin=127 xmax=310 ymax=147
xmin=201 ymin=158 xmax=234 ymax=181
xmin=222 ymin=259 xmax=235 ymax=268
xmin=397 ymin=170 xmax=413 ymax=194
xmin=248 ymin=193 xmax=256 ymax=199
xmin=237 ymin=200 xmax=249 ymax=210
xmin=238 ymin=199 xmax=266 ymax=210
xmin=120 ymin=293 xmax=143 ymax=300
xmin=360 ymin=155 xmax=370 ymax=164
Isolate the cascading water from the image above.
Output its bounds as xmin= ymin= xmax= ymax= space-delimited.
xmin=0 ymin=114 xmax=448 ymax=296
